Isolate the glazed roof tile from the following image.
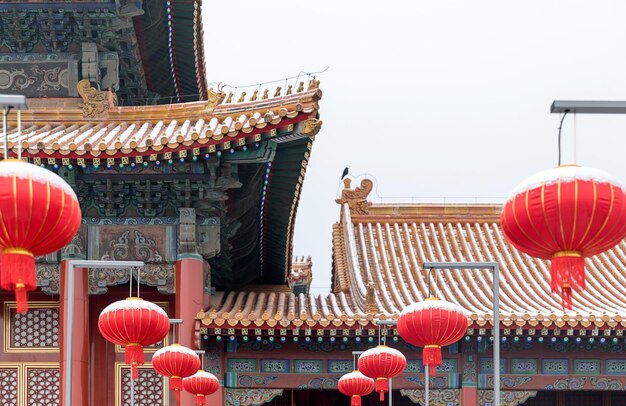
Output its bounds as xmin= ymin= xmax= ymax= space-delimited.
xmin=330 ymin=178 xmax=626 ymax=330
xmin=0 ymin=88 xmax=321 ymax=160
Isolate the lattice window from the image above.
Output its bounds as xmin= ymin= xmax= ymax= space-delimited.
xmin=117 ymin=364 xmax=165 ymax=406
xmin=25 ymin=367 xmax=60 ymax=406
xmin=0 ymin=366 xmax=19 ymax=406
xmin=4 ymin=302 xmax=60 ymax=352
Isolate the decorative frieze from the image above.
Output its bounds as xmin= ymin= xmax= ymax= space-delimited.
xmin=225 ymin=389 xmax=283 ymax=406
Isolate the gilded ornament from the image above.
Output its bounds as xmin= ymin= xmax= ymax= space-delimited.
xmin=77 ymin=79 xmax=117 ymax=118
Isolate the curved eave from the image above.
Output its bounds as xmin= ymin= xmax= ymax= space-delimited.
xmin=0 ymin=89 xmax=321 ymax=161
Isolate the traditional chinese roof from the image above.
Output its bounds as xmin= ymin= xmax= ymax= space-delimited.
xmin=0 ymin=86 xmax=321 ymax=161
xmin=331 ymin=177 xmax=626 ymax=331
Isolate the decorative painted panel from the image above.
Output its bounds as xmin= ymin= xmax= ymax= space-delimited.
xmin=328 ymin=360 xmax=352 ymax=374
xmin=116 ymin=364 xmax=165 ymax=406
xmin=0 ymin=365 xmax=19 ymax=406
xmin=510 ymin=359 xmax=538 ymax=374
xmin=479 ymin=390 xmax=537 ymax=406
xmin=400 ymin=389 xmax=460 ymax=405
xmin=574 ymin=359 xmax=600 ymax=375
xmin=480 ymin=358 xmax=506 ymax=374
xmin=405 ymin=360 xmax=422 ymax=373
xmin=294 ymin=360 xmax=323 ymax=374
xmin=4 ymin=302 xmax=59 ymax=352
xmin=606 ymin=360 xmax=626 ymax=375
xmin=261 ymin=360 xmax=289 ymax=373
xmin=88 ymin=225 xmax=176 ymax=263
xmin=25 ymin=366 xmax=60 ymax=406
xmin=403 ymin=359 xmax=457 ymax=373
xmin=228 ymin=359 xmax=257 ymax=373
xmin=542 ymin=359 xmax=569 ymax=375
xmin=225 ymin=388 xmax=283 ymax=406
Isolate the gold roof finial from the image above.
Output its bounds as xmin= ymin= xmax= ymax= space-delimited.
xmin=237 ymin=91 xmax=247 ymax=103
xmin=226 ymin=92 xmax=234 ymax=104
xmin=335 ymin=178 xmax=373 ymax=215
xmin=286 ymin=85 xmax=293 ymax=95
xmin=274 ymin=87 xmax=282 ymax=97
xmin=365 ymin=280 xmax=378 ymax=315
xmin=262 ymin=89 xmax=269 ymax=100
xmin=251 ymin=90 xmax=258 ymax=101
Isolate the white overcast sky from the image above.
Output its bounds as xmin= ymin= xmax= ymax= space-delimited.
xmin=204 ymin=1 xmax=626 ymax=294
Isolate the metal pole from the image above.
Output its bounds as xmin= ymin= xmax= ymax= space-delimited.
xmin=2 ymin=109 xmax=7 ymax=159
xmin=130 ymin=374 xmax=135 ymax=406
xmin=424 ymin=366 xmax=429 ymax=406
xmin=422 ymin=262 xmax=500 ymax=406
xmin=64 ymin=260 xmax=144 ymax=406
xmin=493 ymin=264 xmax=500 ymax=406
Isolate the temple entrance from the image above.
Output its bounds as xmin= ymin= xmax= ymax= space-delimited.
xmin=265 ymin=390 xmax=420 ymax=406
xmin=524 ymin=390 xmax=626 ymax=406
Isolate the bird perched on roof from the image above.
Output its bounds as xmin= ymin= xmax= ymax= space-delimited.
xmin=341 ymin=167 xmax=349 ymax=180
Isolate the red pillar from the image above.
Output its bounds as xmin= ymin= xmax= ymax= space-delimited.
xmin=176 ymin=256 xmax=222 ymax=405
xmin=59 ymin=260 xmax=89 ymax=406
xmin=462 ymin=387 xmax=478 ymax=406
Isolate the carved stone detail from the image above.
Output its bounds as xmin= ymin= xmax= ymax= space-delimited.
xmin=89 ymin=264 xmax=174 ymax=295
xmin=336 ymin=178 xmax=373 ymax=215
xmin=77 ymin=79 xmax=117 ymax=118
xmin=100 ymin=230 xmax=163 ymax=263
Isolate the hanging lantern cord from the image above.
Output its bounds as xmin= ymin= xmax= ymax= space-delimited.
xmin=136 ymin=267 xmax=141 ymax=298
xmin=557 ymin=109 xmax=570 ymax=166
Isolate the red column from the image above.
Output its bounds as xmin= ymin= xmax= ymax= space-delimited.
xmin=461 ymin=387 xmax=478 ymax=406
xmin=176 ymin=256 xmax=222 ymax=405
xmin=59 ymin=260 xmax=89 ymax=406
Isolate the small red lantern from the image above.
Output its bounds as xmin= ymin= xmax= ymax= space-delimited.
xmin=153 ymin=344 xmax=201 ymax=401
xmin=0 ymin=160 xmax=81 ymax=312
xmin=501 ymin=166 xmax=626 ymax=309
xmin=358 ymin=345 xmax=406 ymax=401
xmin=183 ymin=370 xmax=220 ymax=406
xmin=398 ymin=298 xmax=467 ymax=376
xmin=98 ymin=297 xmax=170 ymax=379
xmin=337 ymin=370 xmax=375 ymax=406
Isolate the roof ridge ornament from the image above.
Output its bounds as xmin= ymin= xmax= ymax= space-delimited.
xmin=77 ymin=79 xmax=117 ymax=118
xmin=336 ymin=178 xmax=373 ymax=215
xmin=206 ymin=85 xmax=226 ymax=110
xmin=365 ymin=280 xmax=378 ymax=315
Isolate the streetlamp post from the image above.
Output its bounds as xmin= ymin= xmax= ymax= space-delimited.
xmin=64 ymin=260 xmax=145 ymax=406
xmin=422 ymin=262 xmax=500 ymax=406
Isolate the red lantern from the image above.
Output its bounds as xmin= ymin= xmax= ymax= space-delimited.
xmin=153 ymin=344 xmax=201 ymax=401
xmin=183 ymin=370 xmax=220 ymax=406
xmin=501 ymin=166 xmax=626 ymax=309
xmin=397 ymin=298 xmax=467 ymax=376
xmin=0 ymin=160 xmax=81 ymax=312
xmin=337 ymin=370 xmax=375 ymax=406
xmin=98 ymin=297 xmax=170 ymax=379
xmin=358 ymin=345 xmax=406 ymax=401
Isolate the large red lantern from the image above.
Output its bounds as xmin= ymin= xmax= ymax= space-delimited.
xmin=0 ymin=160 xmax=81 ymax=312
xmin=338 ymin=370 xmax=375 ymax=406
xmin=397 ymin=298 xmax=468 ymax=376
xmin=98 ymin=298 xmax=170 ymax=379
xmin=358 ymin=345 xmax=406 ymax=401
xmin=153 ymin=344 xmax=201 ymax=401
xmin=183 ymin=370 xmax=220 ymax=405
xmin=501 ymin=166 xmax=626 ymax=309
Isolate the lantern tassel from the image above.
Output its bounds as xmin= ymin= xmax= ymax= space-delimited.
xmin=0 ymin=250 xmax=36 ymax=313
xmin=351 ymin=395 xmax=362 ymax=406
xmin=423 ymin=345 xmax=442 ymax=376
xmin=551 ymin=253 xmax=585 ymax=310
xmin=376 ymin=377 xmax=388 ymax=401
xmin=125 ymin=344 xmax=144 ymax=380
xmin=196 ymin=394 xmax=206 ymax=406
xmin=170 ymin=376 xmax=182 ymax=401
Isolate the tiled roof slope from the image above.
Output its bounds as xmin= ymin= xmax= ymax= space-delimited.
xmin=332 ymin=178 xmax=626 ymax=330
xmin=0 ymin=86 xmax=322 ymax=161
